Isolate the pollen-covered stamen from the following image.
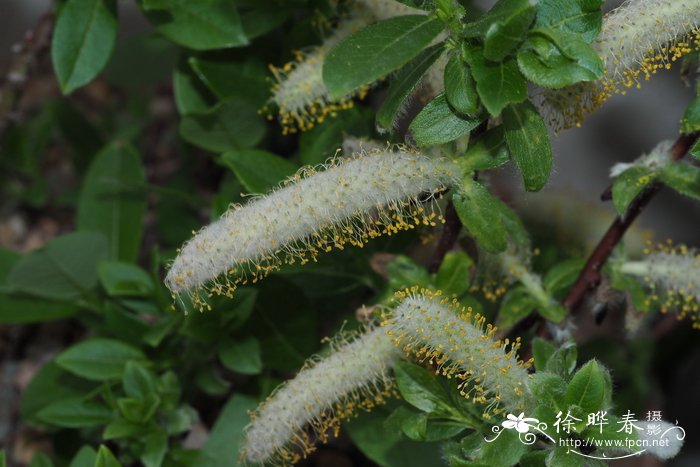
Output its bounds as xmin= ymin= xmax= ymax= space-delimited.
xmin=165 ymin=147 xmax=460 ymax=308
xmin=266 ymin=0 xmax=424 ymax=134
xmin=240 ymin=326 xmax=401 ymax=465
xmin=382 ymin=288 xmax=533 ymax=418
xmin=541 ymin=0 xmax=700 ymax=130
xmin=621 ymin=241 xmax=700 ymax=328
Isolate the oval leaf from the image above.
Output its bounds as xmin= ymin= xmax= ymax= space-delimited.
xmin=77 ymin=142 xmax=146 ymax=262
xmin=324 ymin=15 xmax=444 ymax=99
xmin=444 ymin=54 xmax=480 ymax=115
xmin=51 ymin=0 xmax=118 ymax=94
xmin=56 ymin=338 xmax=146 ymax=381
xmin=141 ymin=0 xmax=248 ymax=50
xmin=410 ymin=94 xmax=483 ymax=146
xmin=453 ymin=180 xmax=507 ymax=253
xmin=502 ymin=101 xmax=553 ymax=192
xmin=7 ymin=232 xmax=108 ymax=301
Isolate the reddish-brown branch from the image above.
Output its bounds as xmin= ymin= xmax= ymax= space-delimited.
xmin=429 ymin=201 xmax=460 ymax=273
xmin=565 ymin=133 xmax=698 ymax=312
xmin=534 ymin=131 xmax=699 ymax=339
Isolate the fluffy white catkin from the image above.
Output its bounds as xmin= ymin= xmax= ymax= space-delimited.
xmin=240 ymin=327 xmax=401 ymax=465
xmin=621 ymin=243 xmax=700 ymax=327
xmin=383 ymin=288 xmax=533 ymax=418
xmin=165 ymin=148 xmax=459 ymax=307
xmin=541 ymin=0 xmax=700 ymax=129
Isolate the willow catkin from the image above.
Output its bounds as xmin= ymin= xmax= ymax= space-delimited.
xmin=541 ymin=0 xmax=700 ymax=130
xmin=165 ymin=147 xmax=459 ymax=308
xmin=240 ymin=327 xmax=401 ymax=465
xmin=621 ymin=242 xmax=700 ymax=327
xmin=382 ymin=288 xmax=534 ymax=418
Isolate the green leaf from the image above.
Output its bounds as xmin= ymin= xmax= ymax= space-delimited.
xmin=544 ymin=259 xmax=584 ymax=295
xmin=195 ymin=364 xmax=231 ymax=396
xmin=690 ymin=139 xmax=700 ymax=160
xmin=324 ymin=15 xmax=444 ymax=99
xmin=98 ymin=262 xmax=154 ymax=297
xmin=401 ymin=411 xmax=428 ymax=440
xmin=240 ymin=5 xmax=289 ymax=40
xmin=21 ymin=362 xmax=97 ymax=423
xmin=0 ymin=250 xmax=76 ymax=323
xmin=393 ymin=361 xmax=452 ymax=413
xmin=95 ymin=445 xmax=122 ymax=467
xmin=502 ymin=101 xmax=553 ymax=191
xmin=436 ymin=250 xmax=473 ymax=297
xmin=163 ymin=405 xmax=197 ymax=435
xmin=529 ymin=371 xmax=566 ymax=408
xmin=377 ymin=43 xmax=445 ymax=131
xmin=118 ymin=396 xmax=160 ymax=423
xmin=69 ymin=447 xmax=98 ymax=467
xmin=56 ymin=338 xmax=146 ymax=381
xmin=194 ymin=394 xmax=259 ymax=467
xmin=498 ymin=286 xmax=538 ymax=328
xmin=463 ymin=0 xmax=529 ymax=37
xmin=179 ymin=98 xmax=266 ymax=153
xmin=141 ymin=0 xmax=248 ymax=50
xmin=51 ymin=0 xmax=118 ymax=93
xmin=7 ymin=232 xmax=108 ymax=301
xmin=345 ymin=406 xmax=444 ymax=467
xmin=547 ymin=447 xmax=606 ymax=467
xmin=219 ymin=336 xmax=263 ymax=375
xmin=460 ymin=126 xmax=509 ymax=171
xmin=423 ymin=419 xmax=468 ymax=441
xmin=189 ymin=57 xmax=269 ymax=105
xmin=660 ymin=162 xmax=700 ymax=200
xmin=388 ymin=256 xmax=432 ymax=291
xmin=444 ymin=54 xmax=480 ymax=115
xmin=396 ymin=0 xmax=434 ymax=9
xmin=220 ymin=149 xmax=298 ymax=194
xmin=545 ymin=344 xmax=578 ymax=378
xmin=611 ymin=166 xmax=656 ymax=214
xmin=536 ymin=0 xmax=604 ymax=43
xmin=141 ymin=432 xmax=168 ymax=467
xmin=517 ymin=29 xmax=603 ymax=88
xmin=103 ymin=418 xmax=148 ymax=440
xmin=0 ymin=449 xmax=5 ymax=467
xmin=77 ymin=142 xmax=146 ymax=262
xmin=483 ymin=1 xmax=535 ymax=61
xmin=30 ymin=453 xmax=54 ymax=467
xmin=453 ymin=180 xmax=507 ymax=253
xmin=37 ymin=398 xmax=113 ymax=428
xmin=464 ymin=48 xmax=527 ymax=116
xmin=410 ymin=94 xmax=483 ymax=146
xmin=122 ymin=361 xmax=157 ymax=400
xmin=173 ymin=62 xmax=213 ymax=115
xmin=478 ymin=428 xmax=528 ymax=466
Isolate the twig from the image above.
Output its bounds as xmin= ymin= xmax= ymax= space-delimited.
xmin=429 ymin=201 xmax=460 ymax=273
xmin=564 ymin=133 xmax=698 ymax=313
xmin=0 ymin=13 xmax=54 ymax=136
xmin=533 ymin=132 xmax=699 ymax=339
xmin=428 ymin=121 xmax=489 ymax=273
